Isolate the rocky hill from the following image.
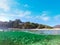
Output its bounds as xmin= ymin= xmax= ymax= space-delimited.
xmin=0 ymin=19 xmax=53 ymax=29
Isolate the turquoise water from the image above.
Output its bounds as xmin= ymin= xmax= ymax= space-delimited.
xmin=0 ymin=31 xmax=60 ymax=45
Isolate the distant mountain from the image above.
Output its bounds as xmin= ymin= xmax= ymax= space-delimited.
xmin=54 ymin=25 xmax=60 ymax=28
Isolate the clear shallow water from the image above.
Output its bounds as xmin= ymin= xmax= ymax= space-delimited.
xmin=35 ymin=30 xmax=60 ymax=35
xmin=0 ymin=29 xmax=60 ymax=35
xmin=24 ymin=30 xmax=60 ymax=35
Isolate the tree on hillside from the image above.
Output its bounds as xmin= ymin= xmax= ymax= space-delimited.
xmin=23 ymin=22 xmax=31 ymax=29
xmin=23 ymin=22 xmax=39 ymax=29
xmin=37 ymin=24 xmax=45 ymax=29
xmin=7 ymin=19 xmax=53 ymax=29
xmin=31 ymin=23 xmax=39 ymax=29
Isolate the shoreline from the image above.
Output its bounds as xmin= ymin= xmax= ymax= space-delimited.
xmin=5 ymin=28 xmax=60 ymax=30
xmin=0 ymin=28 xmax=60 ymax=31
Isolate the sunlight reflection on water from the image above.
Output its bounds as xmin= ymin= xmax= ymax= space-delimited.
xmin=35 ymin=30 xmax=60 ymax=35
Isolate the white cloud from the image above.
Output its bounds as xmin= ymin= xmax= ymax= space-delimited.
xmin=36 ymin=16 xmax=49 ymax=21
xmin=36 ymin=11 xmax=50 ymax=21
xmin=0 ymin=0 xmax=10 ymax=11
xmin=54 ymin=15 xmax=60 ymax=20
xmin=24 ymin=4 xmax=29 ymax=8
xmin=0 ymin=15 xmax=9 ymax=22
xmin=0 ymin=10 xmax=32 ymax=21
xmin=24 ymin=15 xmax=33 ymax=19
xmin=0 ymin=16 xmax=8 ymax=22
xmin=16 ymin=10 xmax=31 ymax=17
xmin=0 ymin=0 xmax=50 ymax=22
xmin=0 ymin=0 xmax=32 ymax=21
xmin=41 ymin=13 xmax=50 ymax=21
xmin=41 ymin=17 xmax=49 ymax=21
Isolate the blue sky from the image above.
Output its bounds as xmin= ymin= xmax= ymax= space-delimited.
xmin=0 ymin=0 xmax=60 ymax=26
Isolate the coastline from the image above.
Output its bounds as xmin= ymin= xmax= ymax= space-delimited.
xmin=31 ymin=29 xmax=60 ymax=30
xmin=0 ymin=28 xmax=60 ymax=31
xmin=7 ymin=28 xmax=60 ymax=30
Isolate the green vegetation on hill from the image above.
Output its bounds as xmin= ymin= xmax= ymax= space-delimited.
xmin=0 ymin=31 xmax=60 ymax=45
xmin=8 ymin=19 xmax=53 ymax=29
xmin=0 ymin=19 xmax=53 ymax=29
